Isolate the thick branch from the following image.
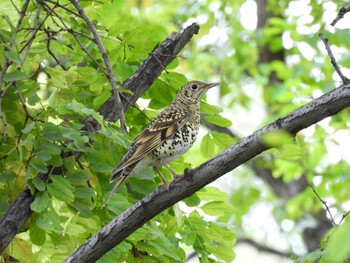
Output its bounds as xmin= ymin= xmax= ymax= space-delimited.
xmin=65 ymin=82 xmax=350 ymax=262
xmin=0 ymin=23 xmax=199 ymax=253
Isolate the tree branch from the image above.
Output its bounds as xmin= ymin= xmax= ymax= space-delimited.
xmin=237 ymin=237 xmax=291 ymax=258
xmin=331 ymin=5 xmax=350 ymax=26
xmin=64 ymin=82 xmax=350 ymax=262
xmin=319 ymin=33 xmax=349 ymax=84
xmin=69 ymin=0 xmax=127 ymax=132
xmin=0 ymin=23 xmax=200 ymax=254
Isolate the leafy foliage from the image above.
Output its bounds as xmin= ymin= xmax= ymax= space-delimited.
xmin=1 ymin=0 xmax=350 ymax=262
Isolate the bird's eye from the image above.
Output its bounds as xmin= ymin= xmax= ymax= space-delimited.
xmin=191 ymin=83 xmax=198 ymax=90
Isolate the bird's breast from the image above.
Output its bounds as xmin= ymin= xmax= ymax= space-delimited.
xmin=151 ymin=123 xmax=199 ymax=164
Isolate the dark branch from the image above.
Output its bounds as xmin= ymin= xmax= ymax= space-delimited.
xmin=65 ymin=82 xmax=350 ymax=262
xmin=319 ymin=33 xmax=350 ymax=84
xmin=331 ymin=5 xmax=350 ymax=26
xmin=308 ymin=183 xmax=336 ymax=226
xmin=237 ymin=237 xmax=291 ymax=258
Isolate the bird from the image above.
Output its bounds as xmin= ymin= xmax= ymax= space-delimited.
xmin=103 ymin=80 xmax=219 ymax=206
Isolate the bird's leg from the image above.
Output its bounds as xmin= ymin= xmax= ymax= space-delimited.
xmin=153 ymin=166 xmax=168 ymax=184
xmin=157 ymin=159 xmax=180 ymax=179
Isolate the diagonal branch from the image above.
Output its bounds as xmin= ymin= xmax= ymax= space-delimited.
xmin=64 ymin=82 xmax=350 ymax=262
xmin=331 ymin=5 xmax=350 ymax=26
xmin=69 ymin=0 xmax=127 ymax=132
xmin=0 ymin=22 xmax=200 ymax=254
xmin=319 ymin=33 xmax=349 ymax=84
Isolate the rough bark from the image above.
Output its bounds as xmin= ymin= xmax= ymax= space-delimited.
xmin=65 ymin=82 xmax=350 ymax=262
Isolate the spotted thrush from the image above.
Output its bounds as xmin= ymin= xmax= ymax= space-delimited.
xmin=103 ymin=81 xmax=219 ymax=205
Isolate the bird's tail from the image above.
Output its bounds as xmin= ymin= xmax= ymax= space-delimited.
xmin=101 ymin=173 xmax=127 ymax=208
xmin=102 ymin=164 xmax=136 ymax=207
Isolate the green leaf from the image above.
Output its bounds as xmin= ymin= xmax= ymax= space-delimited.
xmin=27 ymin=93 xmax=41 ymax=106
xmin=0 ymin=171 xmax=16 ymax=182
xmin=182 ymin=229 xmax=196 ymax=246
xmin=187 ymin=210 xmax=206 ymax=231
xmin=66 ymin=170 xmax=90 ymax=184
xmin=47 ymin=176 xmax=75 ymax=203
xmin=66 ymin=100 xmax=94 ymax=116
xmin=106 ymin=193 xmax=131 ymax=214
xmin=200 ymin=101 xmax=222 ymax=114
xmin=30 ymin=158 xmax=48 ymax=173
xmin=128 ymin=228 xmax=148 ymax=242
xmin=36 ymin=206 xmax=62 ymax=232
xmin=29 ymin=225 xmax=46 ymax=246
xmin=294 ymin=249 xmax=323 ymax=263
xmin=200 ymin=133 xmax=215 ymax=158
xmin=196 ymin=186 xmax=228 ymax=201
xmin=75 ymin=187 xmax=95 ymax=199
xmin=183 ymin=193 xmax=201 ymax=207
xmin=42 ymin=122 xmax=63 ymax=141
xmin=63 ymin=156 xmax=76 ymax=171
xmin=204 ymin=114 xmax=232 ymax=127
xmin=71 ymin=198 xmax=94 ymax=218
xmin=212 ymin=131 xmax=235 ymax=150
xmin=22 ymin=121 xmax=35 ymax=134
xmin=5 ymin=49 xmax=21 ymax=64
xmin=201 ymin=201 xmax=234 ymax=216
xmin=3 ymin=70 xmax=27 ymax=81
xmin=32 ymin=177 xmax=46 ymax=191
xmin=30 ymin=191 xmax=50 ymax=213
xmin=116 ymin=61 xmax=133 ymax=82
xmin=36 ymin=150 xmax=52 ymax=162
xmin=206 ymin=243 xmax=236 ymax=262
xmin=47 ymin=154 xmax=63 ymax=167
xmin=137 ymin=238 xmax=182 ymax=261
xmin=324 ymin=218 xmax=350 ymax=262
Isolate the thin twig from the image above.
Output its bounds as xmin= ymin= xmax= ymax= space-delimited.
xmin=70 ymin=0 xmax=127 ymax=133
xmin=44 ymin=29 xmax=68 ymax=70
xmin=21 ymin=27 xmax=94 ymax=41
xmin=43 ymin=4 xmax=108 ymax=76
xmin=331 ymin=5 xmax=350 ymax=26
xmin=19 ymin=1 xmax=43 ymax=57
xmin=237 ymin=237 xmax=291 ymax=258
xmin=319 ymin=33 xmax=350 ymax=84
xmin=308 ymin=183 xmax=336 ymax=226
xmin=0 ymin=0 xmax=30 ymax=89
xmin=13 ymin=82 xmax=33 ymax=120
xmin=338 ymin=210 xmax=350 ymax=225
xmin=14 ymin=0 xmax=30 ymax=31
xmin=46 ymin=0 xmax=81 ymax=18
xmin=9 ymin=0 xmax=20 ymax=13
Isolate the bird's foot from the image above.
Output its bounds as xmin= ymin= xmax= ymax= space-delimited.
xmin=157 ymin=182 xmax=170 ymax=191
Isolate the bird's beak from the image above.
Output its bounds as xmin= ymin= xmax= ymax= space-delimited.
xmin=205 ymin=82 xmax=220 ymax=89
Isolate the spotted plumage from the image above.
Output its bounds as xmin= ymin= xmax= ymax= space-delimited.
xmin=103 ymin=81 xmax=219 ymax=206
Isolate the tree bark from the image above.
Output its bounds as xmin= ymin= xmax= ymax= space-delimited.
xmin=65 ymin=82 xmax=350 ymax=262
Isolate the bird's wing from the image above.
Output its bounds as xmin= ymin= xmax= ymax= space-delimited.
xmin=110 ymin=111 xmax=190 ymax=181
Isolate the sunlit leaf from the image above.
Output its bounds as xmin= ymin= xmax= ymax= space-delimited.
xmin=47 ymin=176 xmax=75 ymax=203
xmin=30 ymin=191 xmax=50 ymax=213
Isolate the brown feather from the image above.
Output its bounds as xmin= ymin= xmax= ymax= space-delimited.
xmin=110 ymin=112 xmax=190 ymax=182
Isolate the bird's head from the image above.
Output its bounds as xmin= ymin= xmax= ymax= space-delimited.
xmin=177 ymin=81 xmax=219 ymax=104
